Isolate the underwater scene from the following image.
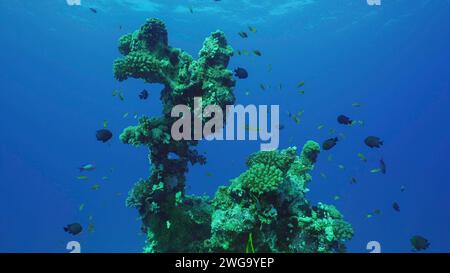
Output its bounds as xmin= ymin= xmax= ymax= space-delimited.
xmin=0 ymin=0 xmax=449 ymax=254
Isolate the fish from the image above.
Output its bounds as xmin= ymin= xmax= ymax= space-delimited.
xmin=352 ymin=102 xmax=363 ymax=107
xmin=334 ymin=195 xmax=341 ymax=201
xmin=259 ymin=84 xmax=267 ymax=91
xmin=365 ymin=136 xmax=383 ymax=148
xmin=79 ymin=164 xmax=95 ymax=172
xmin=103 ymin=120 xmax=107 ymax=128
xmin=370 ymin=168 xmax=382 ymax=174
xmin=91 ymin=184 xmax=100 ymax=191
xmin=79 ymin=203 xmax=85 ymax=211
xmin=139 ymin=89 xmax=149 ymax=100
xmin=188 ymin=6 xmax=194 ymax=14
xmin=322 ymin=137 xmax=338 ymax=151
xmin=337 ymin=114 xmax=353 ymax=125
xmin=236 ymin=50 xmax=242 ymax=56
xmin=400 ymin=185 xmax=406 ymax=192
xmin=234 ymin=67 xmax=248 ymax=79
xmin=317 ymin=125 xmax=325 ymax=130
xmin=373 ymin=209 xmax=381 ymax=215
xmin=380 ymin=158 xmax=386 ymax=174
xmin=354 ymin=120 xmax=365 ymax=127
xmin=205 ymin=172 xmax=213 ymax=177
xmin=410 ymin=235 xmax=430 ymax=251
xmin=320 ymin=172 xmax=327 ymax=179
xmin=350 ymin=177 xmax=357 ymax=184
xmin=357 ymin=153 xmax=367 ymax=162
xmin=366 ymin=214 xmax=373 ymax=219
xmin=392 ymin=202 xmax=400 ymax=212
xmin=123 ymin=112 xmax=129 ymax=118
xmin=87 ymin=223 xmax=95 ymax=233
xmin=96 ymin=129 xmax=113 ymax=143
xmin=101 ymin=176 xmax=109 ymax=180
xmin=338 ymin=164 xmax=345 ymax=170
xmin=77 ymin=176 xmax=88 ymax=180
xmin=112 ymin=89 xmax=125 ymax=101
xmin=253 ymin=50 xmax=262 ymax=56
xmin=267 ymin=64 xmax=272 ymax=72
xmin=248 ymin=26 xmax=257 ymax=33
xmin=89 ymin=8 xmax=97 ymax=13
xmin=238 ymin=32 xmax=248 ymax=38
xmin=297 ymin=82 xmax=305 ymax=88
xmin=64 ymin=223 xmax=82 ymax=235
xmin=166 ymin=220 xmax=171 ymax=229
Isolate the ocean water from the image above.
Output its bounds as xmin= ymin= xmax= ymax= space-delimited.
xmin=0 ymin=0 xmax=449 ymax=253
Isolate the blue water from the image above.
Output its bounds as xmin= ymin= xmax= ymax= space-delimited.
xmin=0 ymin=0 xmax=449 ymax=253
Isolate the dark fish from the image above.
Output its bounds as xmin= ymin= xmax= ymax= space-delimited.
xmin=322 ymin=137 xmax=338 ymax=151
xmin=139 ymin=89 xmax=149 ymax=100
xmin=96 ymin=129 xmax=113 ymax=143
xmin=253 ymin=50 xmax=262 ymax=56
xmin=238 ymin=32 xmax=248 ymax=38
xmin=392 ymin=202 xmax=400 ymax=212
xmin=380 ymin=158 xmax=386 ymax=174
xmin=365 ymin=136 xmax=383 ymax=148
xmin=64 ymin=223 xmax=83 ymax=235
xmin=410 ymin=235 xmax=430 ymax=251
xmin=350 ymin=177 xmax=357 ymax=184
xmin=337 ymin=114 xmax=353 ymax=125
xmin=234 ymin=67 xmax=248 ymax=79
xmin=89 ymin=8 xmax=97 ymax=13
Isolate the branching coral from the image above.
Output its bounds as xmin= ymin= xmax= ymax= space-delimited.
xmin=114 ymin=18 xmax=353 ymax=253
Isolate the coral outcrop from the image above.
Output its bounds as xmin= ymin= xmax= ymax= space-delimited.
xmin=114 ymin=18 xmax=353 ymax=253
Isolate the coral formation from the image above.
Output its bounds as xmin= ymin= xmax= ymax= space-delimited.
xmin=114 ymin=18 xmax=353 ymax=253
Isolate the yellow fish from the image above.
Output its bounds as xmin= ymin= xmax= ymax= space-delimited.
xmin=357 ymin=153 xmax=367 ymax=162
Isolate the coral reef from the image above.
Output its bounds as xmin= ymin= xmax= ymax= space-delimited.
xmin=114 ymin=18 xmax=353 ymax=253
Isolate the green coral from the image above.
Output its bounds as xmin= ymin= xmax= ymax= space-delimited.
xmin=206 ymin=146 xmax=353 ymax=253
xmin=115 ymin=18 xmax=353 ymax=253
xmin=239 ymin=163 xmax=284 ymax=195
